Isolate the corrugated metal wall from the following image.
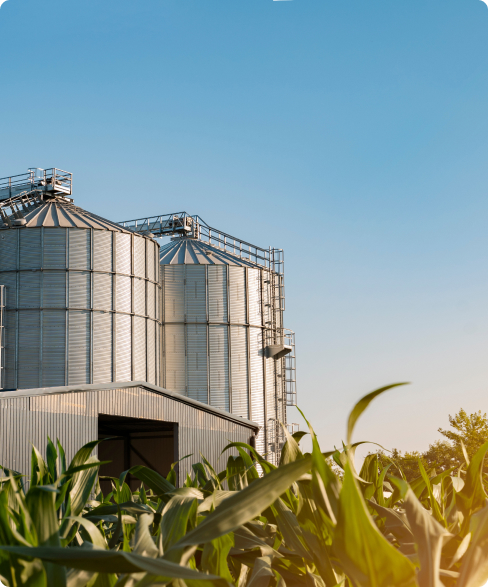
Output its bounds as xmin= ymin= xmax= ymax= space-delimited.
xmin=160 ymin=263 xmax=280 ymax=460
xmin=0 ymin=385 xmax=257 ymax=487
xmin=0 ymin=227 xmax=161 ymax=390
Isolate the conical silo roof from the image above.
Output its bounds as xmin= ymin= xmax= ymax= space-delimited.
xmin=1 ymin=199 xmax=136 ymax=234
xmin=159 ymin=238 xmax=262 ymax=267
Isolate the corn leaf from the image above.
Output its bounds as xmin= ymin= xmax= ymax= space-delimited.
xmin=333 ymin=463 xmax=417 ymax=587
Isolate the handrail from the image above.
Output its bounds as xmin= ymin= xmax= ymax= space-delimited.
xmin=0 ymin=168 xmax=72 ymax=201
xmin=118 ymin=211 xmax=282 ymax=271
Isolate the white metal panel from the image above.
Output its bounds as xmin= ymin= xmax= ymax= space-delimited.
xmin=209 ymin=324 xmax=229 ymax=411
xmin=265 ymin=355 xmax=276 ymax=461
xmin=249 ymin=326 xmax=265 ymax=449
xmin=185 ymin=266 xmax=206 ymax=323
xmin=0 ymin=230 xmax=18 ymax=271
xmin=116 ymin=275 xmax=131 ymax=313
xmin=146 ymin=239 xmax=156 ymax=282
xmin=93 ymin=230 xmax=113 ymax=272
xmin=42 ymin=271 xmax=66 ymax=308
xmin=146 ymin=319 xmax=156 ymax=385
xmin=133 ymin=316 xmax=146 ymax=382
xmin=115 ymin=313 xmax=131 ymax=382
xmin=134 ymin=236 xmax=146 ymax=278
xmin=19 ymin=228 xmax=41 ymax=269
xmin=18 ymin=271 xmax=41 ymax=308
xmin=116 ymin=233 xmax=132 ymax=275
xmin=147 ymin=281 xmax=156 ymax=320
xmin=186 ymin=323 xmax=208 ymax=404
xmin=229 ymin=267 xmax=246 ymax=324
xmin=208 ymin=266 xmax=228 ymax=323
xmin=17 ymin=310 xmax=40 ymax=389
xmin=68 ymin=229 xmax=91 ymax=270
xmin=93 ymin=311 xmax=113 ymax=384
xmin=163 ymin=266 xmax=185 ymax=322
xmin=134 ymin=277 xmax=146 ymax=317
xmin=69 ymin=271 xmax=91 ymax=309
xmin=164 ymin=324 xmax=186 ymax=394
xmin=93 ymin=272 xmax=113 ymax=311
xmin=230 ymin=325 xmax=249 ymax=418
xmin=248 ymin=269 xmax=262 ymax=327
xmin=0 ymin=273 xmax=17 ymax=309
xmin=43 ymin=228 xmax=66 ymax=269
xmin=4 ymin=310 xmax=16 ymax=389
xmin=41 ymin=310 xmax=66 ymax=387
xmin=68 ymin=310 xmax=90 ymax=385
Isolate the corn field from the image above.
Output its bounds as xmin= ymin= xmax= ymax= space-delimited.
xmin=0 ymin=383 xmax=487 ymax=587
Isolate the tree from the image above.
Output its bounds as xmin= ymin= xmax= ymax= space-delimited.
xmin=376 ymin=408 xmax=488 ymax=481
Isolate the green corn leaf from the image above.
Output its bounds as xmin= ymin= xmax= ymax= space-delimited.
xmin=457 ymin=503 xmax=488 ymax=587
xmin=26 ymin=486 xmax=67 ymax=586
xmin=367 ymin=500 xmax=414 ymax=544
xmin=418 ymin=459 xmax=445 ymax=525
xmin=246 ymin=555 xmax=275 ymax=587
xmin=201 ymin=533 xmax=234 ymax=583
xmin=171 ymin=456 xmax=312 ymax=550
xmin=0 ymin=545 xmax=228 ymax=584
xmin=271 ymin=498 xmax=312 ymax=561
xmin=46 ymin=437 xmax=58 ymax=484
xmin=162 ymin=495 xmax=199 ymax=554
xmin=127 ymin=466 xmax=176 ymax=496
xmin=346 ymin=383 xmax=409 ymax=445
xmin=456 ymin=441 xmax=488 ymax=518
xmin=30 ymin=445 xmax=49 ymax=488
xmin=403 ymin=489 xmax=452 ymax=587
xmin=279 ymin=425 xmax=303 ymax=466
xmin=132 ymin=513 xmax=159 ymax=558
xmin=297 ymin=407 xmax=341 ymax=522
xmin=333 ymin=463 xmax=417 ymax=587
xmin=70 ymin=457 xmax=100 ymax=516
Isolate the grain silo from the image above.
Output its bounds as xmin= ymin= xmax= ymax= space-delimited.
xmin=0 ymin=168 xmax=160 ymax=390
xmin=119 ymin=213 xmax=297 ymax=464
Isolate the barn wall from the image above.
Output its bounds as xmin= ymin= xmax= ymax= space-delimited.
xmin=0 ymin=385 xmax=257 ymax=487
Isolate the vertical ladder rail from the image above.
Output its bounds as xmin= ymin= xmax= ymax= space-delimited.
xmin=0 ymin=286 xmax=5 ymax=390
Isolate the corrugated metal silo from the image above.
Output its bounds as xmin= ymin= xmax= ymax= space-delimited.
xmin=0 ymin=169 xmax=161 ymax=390
xmin=158 ymin=235 xmax=292 ymax=463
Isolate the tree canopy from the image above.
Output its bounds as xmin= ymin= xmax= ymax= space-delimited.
xmin=377 ymin=408 xmax=488 ymax=481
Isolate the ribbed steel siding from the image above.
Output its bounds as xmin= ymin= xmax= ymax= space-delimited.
xmin=208 ymin=266 xmax=228 ymax=322
xmin=0 ymin=385 xmax=256 ymax=487
xmin=209 ymin=325 xmax=229 ymax=411
xmin=164 ymin=324 xmax=186 ymax=393
xmin=164 ymin=266 xmax=185 ymax=322
xmin=249 ymin=326 xmax=265 ymax=454
xmin=186 ymin=267 xmax=206 ymax=322
xmin=93 ymin=311 xmax=112 ymax=384
xmin=0 ymin=227 xmax=161 ymax=389
xmin=42 ymin=310 xmax=65 ymax=387
xmin=247 ymin=269 xmax=262 ymax=327
xmin=186 ymin=324 xmax=207 ymax=404
xmin=230 ymin=325 xmax=248 ymax=418
xmin=115 ymin=314 xmax=131 ymax=382
xmin=229 ymin=267 xmax=246 ymax=324
xmin=160 ymin=264 xmax=271 ymax=423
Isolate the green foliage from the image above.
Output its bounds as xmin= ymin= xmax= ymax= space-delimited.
xmin=377 ymin=408 xmax=488 ymax=482
xmin=0 ymin=388 xmax=488 ymax=586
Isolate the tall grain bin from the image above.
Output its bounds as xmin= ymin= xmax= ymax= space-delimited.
xmin=0 ymin=169 xmax=160 ymax=390
xmin=119 ymin=213 xmax=297 ymax=464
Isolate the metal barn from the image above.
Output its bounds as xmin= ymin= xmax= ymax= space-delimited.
xmin=0 ymin=381 xmax=258 ymax=487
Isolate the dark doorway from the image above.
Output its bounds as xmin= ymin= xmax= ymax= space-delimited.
xmin=98 ymin=414 xmax=177 ymax=494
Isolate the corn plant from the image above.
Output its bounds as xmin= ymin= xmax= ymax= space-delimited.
xmin=0 ymin=383 xmax=487 ymax=587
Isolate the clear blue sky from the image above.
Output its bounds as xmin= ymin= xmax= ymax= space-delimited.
xmin=1 ymin=0 xmax=488 ymax=456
